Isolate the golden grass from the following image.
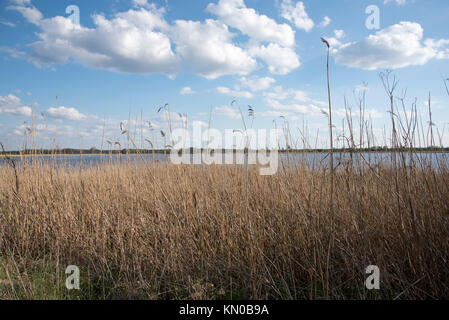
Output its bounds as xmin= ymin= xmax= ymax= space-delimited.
xmin=0 ymin=156 xmax=448 ymax=299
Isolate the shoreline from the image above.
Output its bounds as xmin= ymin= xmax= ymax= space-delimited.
xmin=2 ymin=149 xmax=449 ymax=158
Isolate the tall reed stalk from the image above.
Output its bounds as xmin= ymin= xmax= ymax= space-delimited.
xmin=321 ymin=38 xmax=334 ymax=216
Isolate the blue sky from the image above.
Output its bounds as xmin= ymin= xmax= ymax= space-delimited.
xmin=0 ymin=0 xmax=448 ymax=150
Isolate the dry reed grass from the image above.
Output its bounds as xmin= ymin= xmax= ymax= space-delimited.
xmin=0 ymin=48 xmax=447 ymax=300
xmin=0 ymin=155 xmax=448 ymax=299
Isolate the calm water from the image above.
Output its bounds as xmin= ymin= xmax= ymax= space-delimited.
xmin=1 ymin=152 xmax=448 ymax=169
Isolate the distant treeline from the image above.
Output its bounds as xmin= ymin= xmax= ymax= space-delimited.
xmin=2 ymin=146 xmax=449 ymax=156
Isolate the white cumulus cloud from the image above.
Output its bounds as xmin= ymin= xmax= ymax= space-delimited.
xmin=32 ymin=9 xmax=178 ymax=76
xmin=180 ymin=86 xmax=195 ymax=95
xmin=214 ymin=105 xmax=241 ymax=119
xmin=319 ymin=16 xmax=331 ymax=28
xmin=265 ymin=97 xmax=323 ymax=116
xmin=0 ymin=94 xmax=32 ymax=117
xmin=280 ymin=0 xmax=314 ymax=32
xmin=216 ymin=86 xmax=253 ymax=99
xmin=239 ymin=76 xmax=275 ymax=91
xmin=332 ymin=22 xmax=449 ymax=70
xmin=7 ymin=1 xmax=42 ymax=25
xmin=207 ymin=0 xmax=296 ymax=47
xmin=263 ymin=86 xmax=327 ymax=116
xmin=249 ymin=43 xmax=300 ymax=75
xmin=46 ymin=106 xmax=87 ymax=121
xmin=334 ymin=29 xmax=345 ymax=39
xmin=171 ymin=19 xmax=257 ymax=79
xmin=5 ymin=0 xmax=303 ymax=78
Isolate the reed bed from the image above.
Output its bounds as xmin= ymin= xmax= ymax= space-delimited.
xmin=0 ymin=58 xmax=448 ymax=300
xmin=0 ymin=153 xmax=448 ymax=299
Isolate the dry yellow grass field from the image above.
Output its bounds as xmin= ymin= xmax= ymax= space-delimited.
xmin=0 ymin=155 xmax=448 ymax=299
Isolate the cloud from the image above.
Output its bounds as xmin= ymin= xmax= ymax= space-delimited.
xmin=0 ymin=46 xmax=32 ymax=62
xmin=133 ymin=0 xmax=148 ymax=7
xmin=205 ymin=0 xmax=301 ymax=76
xmin=280 ymin=0 xmax=314 ymax=32
xmin=9 ymin=4 xmax=179 ymax=76
xmin=207 ymin=0 xmax=295 ymax=47
xmin=249 ymin=43 xmax=300 ymax=75
xmin=214 ymin=105 xmax=241 ymax=119
xmin=265 ymin=97 xmax=323 ymax=116
xmin=332 ymin=22 xmax=449 ymax=70
xmin=0 ymin=20 xmax=16 ymax=27
xmin=171 ymin=19 xmax=257 ymax=79
xmin=132 ymin=0 xmax=156 ymax=9
xmin=5 ymin=0 xmax=302 ymax=78
xmin=263 ymin=86 xmax=327 ymax=116
xmin=0 ymin=94 xmax=32 ymax=116
xmin=180 ymin=86 xmax=195 ymax=95
xmin=335 ymin=108 xmax=384 ymax=119
xmin=257 ymin=110 xmax=289 ymax=118
xmin=319 ymin=16 xmax=331 ymax=28
xmin=334 ymin=29 xmax=345 ymax=39
xmin=192 ymin=120 xmax=209 ymax=128
xmin=7 ymin=1 xmax=42 ymax=25
xmin=13 ymin=122 xmax=93 ymax=139
xmin=263 ymin=86 xmax=291 ymax=101
xmin=155 ymin=111 xmax=188 ymax=127
xmin=216 ymin=86 xmax=253 ymax=99
xmin=424 ymin=38 xmax=449 ymax=59
xmin=9 ymin=0 xmax=32 ymax=5
xmin=46 ymin=106 xmax=87 ymax=121
xmin=384 ymin=0 xmax=407 ymax=5
xmin=264 ymin=86 xmax=326 ymax=105
xmin=239 ymin=76 xmax=275 ymax=91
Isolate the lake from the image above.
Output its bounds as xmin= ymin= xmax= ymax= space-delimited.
xmin=1 ymin=151 xmax=448 ymax=170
